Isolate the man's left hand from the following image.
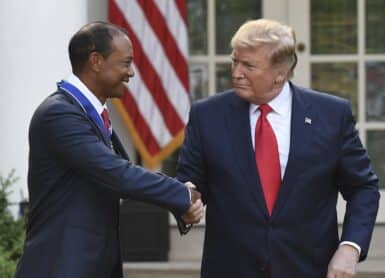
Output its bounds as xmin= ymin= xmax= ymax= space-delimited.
xmin=327 ymin=245 xmax=359 ymax=278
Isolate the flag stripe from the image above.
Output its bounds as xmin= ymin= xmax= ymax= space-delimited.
xmin=128 ymin=64 xmax=173 ymax=147
xmin=109 ymin=0 xmax=190 ymax=168
xmin=121 ymin=88 xmax=161 ymax=155
xmin=152 ymin=0 xmax=188 ymax=59
xmin=137 ymin=0 xmax=189 ymax=90
xmin=175 ymin=0 xmax=188 ymax=24
xmin=110 ymin=0 xmax=184 ymax=135
xmin=114 ymin=0 xmax=190 ymax=123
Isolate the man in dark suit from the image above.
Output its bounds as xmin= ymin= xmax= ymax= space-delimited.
xmin=15 ymin=22 xmax=203 ymax=278
xmin=177 ymin=19 xmax=380 ymax=278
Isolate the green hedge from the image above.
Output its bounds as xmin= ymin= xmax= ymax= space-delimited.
xmin=0 ymin=170 xmax=26 ymax=277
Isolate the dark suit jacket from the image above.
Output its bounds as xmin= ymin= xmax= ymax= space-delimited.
xmin=15 ymin=89 xmax=190 ymax=278
xmin=177 ymin=83 xmax=380 ymax=278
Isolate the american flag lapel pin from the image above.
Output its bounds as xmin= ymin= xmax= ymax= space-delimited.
xmin=305 ymin=117 xmax=312 ymax=125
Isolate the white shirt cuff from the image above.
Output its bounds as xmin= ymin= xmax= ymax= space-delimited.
xmin=187 ymin=187 xmax=191 ymax=203
xmin=339 ymin=241 xmax=361 ymax=256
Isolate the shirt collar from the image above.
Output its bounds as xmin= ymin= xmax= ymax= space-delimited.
xmin=65 ymin=73 xmax=107 ymax=115
xmin=249 ymin=81 xmax=292 ymax=116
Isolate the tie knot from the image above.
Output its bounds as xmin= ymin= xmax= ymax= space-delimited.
xmin=101 ymin=109 xmax=110 ymax=122
xmin=101 ymin=109 xmax=111 ymax=131
xmin=259 ymin=104 xmax=272 ymax=117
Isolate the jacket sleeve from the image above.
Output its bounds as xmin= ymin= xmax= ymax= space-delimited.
xmin=337 ymin=100 xmax=380 ymax=261
xmin=177 ymin=103 xmax=208 ymax=204
xmin=40 ymin=101 xmax=190 ymax=217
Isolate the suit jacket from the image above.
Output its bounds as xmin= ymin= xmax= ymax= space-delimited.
xmin=177 ymin=83 xmax=380 ymax=278
xmin=16 ymin=89 xmax=190 ymax=278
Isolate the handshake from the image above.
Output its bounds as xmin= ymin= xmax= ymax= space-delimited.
xmin=181 ymin=182 xmax=204 ymax=224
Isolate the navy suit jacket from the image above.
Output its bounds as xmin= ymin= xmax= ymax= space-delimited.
xmin=16 ymin=89 xmax=190 ymax=278
xmin=177 ymin=83 xmax=380 ymax=278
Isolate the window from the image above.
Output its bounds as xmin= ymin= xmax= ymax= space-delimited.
xmin=188 ymin=0 xmax=262 ymax=99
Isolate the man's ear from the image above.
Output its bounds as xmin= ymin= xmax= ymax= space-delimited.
xmin=89 ymin=52 xmax=103 ymax=72
xmin=274 ymin=74 xmax=286 ymax=84
xmin=274 ymin=65 xmax=290 ymax=84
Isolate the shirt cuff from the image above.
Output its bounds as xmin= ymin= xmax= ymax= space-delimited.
xmin=339 ymin=241 xmax=361 ymax=256
xmin=187 ymin=187 xmax=191 ymax=203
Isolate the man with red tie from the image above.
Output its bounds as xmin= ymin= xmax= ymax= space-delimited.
xmin=16 ymin=21 xmax=203 ymax=278
xmin=177 ymin=19 xmax=379 ymax=278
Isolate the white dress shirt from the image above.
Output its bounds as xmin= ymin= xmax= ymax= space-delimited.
xmin=65 ymin=74 xmax=109 ymax=125
xmin=249 ymin=81 xmax=361 ymax=255
xmin=250 ymin=82 xmax=292 ymax=179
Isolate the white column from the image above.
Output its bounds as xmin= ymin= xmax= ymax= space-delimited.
xmin=0 ymin=0 xmax=88 ymax=215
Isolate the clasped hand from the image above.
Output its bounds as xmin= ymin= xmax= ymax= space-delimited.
xmin=327 ymin=245 xmax=359 ymax=278
xmin=181 ymin=181 xmax=204 ymax=224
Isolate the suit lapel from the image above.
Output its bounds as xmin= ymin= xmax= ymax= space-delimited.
xmin=111 ymin=131 xmax=130 ymax=160
xmin=271 ymin=84 xmax=312 ymax=220
xmin=85 ymin=113 xmax=111 ymax=147
xmin=225 ymin=93 xmax=269 ymax=217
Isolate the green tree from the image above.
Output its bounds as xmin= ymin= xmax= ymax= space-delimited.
xmin=0 ymin=170 xmax=25 ymax=277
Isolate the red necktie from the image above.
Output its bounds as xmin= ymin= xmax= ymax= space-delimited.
xmin=255 ymin=104 xmax=281 ymax=216
xmin=101 ymin=108 xmax=111 ymax=132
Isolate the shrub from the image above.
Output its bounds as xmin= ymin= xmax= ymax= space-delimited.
xmin=0 ymin=170 xmax=26 ymax=277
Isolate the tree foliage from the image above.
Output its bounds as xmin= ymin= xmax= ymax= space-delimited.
xmin=0 ymin=170 xmax=25 ymax=277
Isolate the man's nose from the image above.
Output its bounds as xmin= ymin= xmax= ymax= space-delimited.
xmin=127 ymin=67 xmax=134 ymax=78
xmin=232 ymin=64 xmax=244 ymax=79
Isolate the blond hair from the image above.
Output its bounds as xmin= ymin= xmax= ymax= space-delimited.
xmin=231 ymin=19 xmax=297 ymax=77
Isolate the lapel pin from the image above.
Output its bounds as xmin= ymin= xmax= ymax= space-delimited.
xmin=305 ymin=117 xmax=312 ymax=125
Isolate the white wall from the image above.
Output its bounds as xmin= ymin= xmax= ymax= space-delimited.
xmin=0 ymin=0 xmax=88 ymax=215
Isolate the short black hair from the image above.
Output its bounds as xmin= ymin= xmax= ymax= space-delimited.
xmin=68 ymin=21 xmax=128 ymax=74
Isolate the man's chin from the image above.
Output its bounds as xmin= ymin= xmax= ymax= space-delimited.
xmin=235 ymin=89 xmax=253 ymax=101
xmin=107 ymin=92 xmax=125 ymax=100
xmin=113 ymin=86 xmax=127 ymax=98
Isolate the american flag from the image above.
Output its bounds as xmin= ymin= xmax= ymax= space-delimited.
xmin=108 ymin=0 xmax=190 ymax=169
